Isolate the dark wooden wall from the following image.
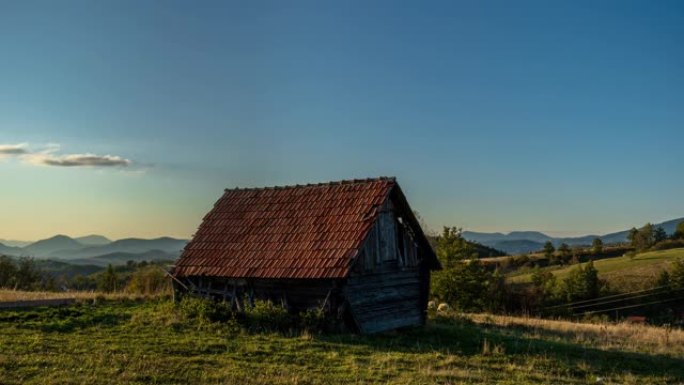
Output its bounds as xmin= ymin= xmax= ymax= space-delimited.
xmin=345 ymin=197 xmax=429 ymax=333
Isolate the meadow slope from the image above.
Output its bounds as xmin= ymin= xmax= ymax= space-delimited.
xmin=1 ymin=299 xmax=683 ymax=384
xmin=507 ymin=248 xmax=684 ymax=292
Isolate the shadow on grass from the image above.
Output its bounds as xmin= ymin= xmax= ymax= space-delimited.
xmin=0 ymin=301 xmax=133 ymax=332
xmin=316 ymin=319 xmax=684 ymax=381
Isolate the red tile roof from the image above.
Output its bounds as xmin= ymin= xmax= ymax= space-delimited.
xmin=174 ymin=177 xmax=398 ymax=279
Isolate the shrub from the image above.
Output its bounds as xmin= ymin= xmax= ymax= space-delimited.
xmin=177 ymin=296 xmax=328 ymax=334
xmin=513 ymin=254 xmax=530 ymax=268
xmin=245 ymin=300 xmax=297 ymax=332
xmin=432 ymin=260 xmax=492 ymax=312
xmin=670 ymin=259 xmax=684 ymax=289
xmin=125 ymin=266 xmax=171 ymax=295
xmin=178 ymin=296 xmax=232 ymax=325
xmin=560 ymin=261 xmax=605 ymax=302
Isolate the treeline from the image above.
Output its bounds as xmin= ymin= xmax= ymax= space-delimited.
xmin=69 ymin=260 xmax=171 ymax=295
xmin=430 ymin=225 xmax=684 ymax=316
xmin=500 ymin=220 xmax=684 ymax=273
xmin=0 ymin=255 xmax=55 ymax=291
xmin=626 ymin=221 xmax=684 ymax=255
xmin=0 ymin=256 xmax=171 ymax=295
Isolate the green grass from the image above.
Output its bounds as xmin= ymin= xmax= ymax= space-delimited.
xmin=1 ymin=299 xmax=683 ymax=384
xmin=508 ymin=248 xmax=684 ymax=292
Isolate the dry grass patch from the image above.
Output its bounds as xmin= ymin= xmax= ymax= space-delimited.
xmin=0 ymin=289 xmax=158 ymax=303
xmin=466 ymin=313 xmax=684 ymax=357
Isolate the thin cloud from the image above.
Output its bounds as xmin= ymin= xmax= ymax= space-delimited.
xmin=0 ymin=143 xmax=29 ymax=156
xmin=39 ymin=153 xmax=131 ymax=167
xmin=0 ymin=142 xmax=133 ymax=168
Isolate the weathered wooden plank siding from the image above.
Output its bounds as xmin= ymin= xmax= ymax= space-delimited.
xmin=345 ymin=269 xmax=423 ymax=334
xmin=344 ymin=196 xmax=429 ymax=333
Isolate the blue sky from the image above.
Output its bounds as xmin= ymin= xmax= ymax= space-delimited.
xmin=1 ymin=0 xmax=682 ymax=240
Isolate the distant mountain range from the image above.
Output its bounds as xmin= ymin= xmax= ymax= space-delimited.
xmin=0 ymin=234 xmax=188 ymax=266
xmin=464 ymin=217 xmax=684 ymax=255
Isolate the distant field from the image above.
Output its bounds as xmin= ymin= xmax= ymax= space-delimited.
xmin=508 ymin=248 xmax=684 ymax=292
xmin=1 ymin=299 xmax=683 ymax=384
xmin=0 ymin=290 xmax=158 ymax=303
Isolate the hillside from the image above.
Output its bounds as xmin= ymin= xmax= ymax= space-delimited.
xmin=464 ymin=217 xmax=684 ymax=254
xmin=0 ymin=242 xmax=23 ymax=256
xmin=48 ymin=237 xmax=187 ymax=260
xmin=22 ymin=235 xmax=83 ymax=257
xmin=508 ymin=247 xmax=684 ymax=292
xmin=35 ymin=260 xmax=103 ymax=278
xmin=0 ymin=299 xmax=682 ymax=384
xmin=74 ymin=235 xmax=112 ymax=246
xmin=0 ymin=235 xmax=188 ymax=264
xmin=492 ymin=239 xmax=544 ymax=255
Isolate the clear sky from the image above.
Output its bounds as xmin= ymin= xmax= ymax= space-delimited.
xmin=1 ymin=0 xmax=682 ymax=241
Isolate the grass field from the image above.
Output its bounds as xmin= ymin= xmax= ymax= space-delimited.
xmin=1 ymin=299 xmax=683 ymax=384
xmin=0 ymin=289 xmax=149 ymax=302
xmin=507 ymin=248 xmax=684 ymax=292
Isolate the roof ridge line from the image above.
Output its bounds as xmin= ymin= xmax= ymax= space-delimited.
xmin=224 ymin=176 xmax=396 ymax=192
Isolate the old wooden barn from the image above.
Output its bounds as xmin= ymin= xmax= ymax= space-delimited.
xmin=172 ymin=177 xmax=441 ymax=333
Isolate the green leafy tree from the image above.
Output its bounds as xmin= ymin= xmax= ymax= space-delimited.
xmin=530 ymin=266 xmax=557 ymax=305
xmin=487 ymin=268 xmax=507 ymax=312
xmin=0 ymin=255 xmax=17 ymax=288
xmin=125 ymin=266 xmax=170 ymax=295
xmin=654 ymin=227 xmax=668 ymax=244
xmin=14 ymin=257 xmax=42 ymax=291
xmin=570 ymin=247 xmax=581 ymax=265
xmin=543 ymin=241 xmax=556 ymax=263
xmin=670 ymin=259 xmax=684 ymax=289
xmin=435 ymin=227 xmax=472 ymax=268
xmin=627 ymin=227 xmax=639 ymax=247
xmin=98 ymin=264 xmax=119 ymax=293
xmin=560 ymin=261 xmax=603 ymax=302
xmin=673 ymin=221 xmax=684 ymax=240
xmin=558 ymin=243 xmax=571 ymax=265
xmin=634 ymin=223 xmax=655 ymax=251
xmin=591 ymin=238 xmax=603 ymax=255
xmin=432 ymin=260 xmax=491 ymax=312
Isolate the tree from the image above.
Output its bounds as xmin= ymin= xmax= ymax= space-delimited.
xmin=670 ymin=259 xmax=684 ymax=289
xmin=0 ymin=256 xmax=17 ymax=288
xmin=654 ymin=227 xmax=668 ymax=244
xmin=126 ymin=265 xmax=170 ymax=295
xmin=591 ymin=238 xmax=603 ymax=255
xmin=530 ymin=266 xmax=558 ymax=306
xmin=543 ymin=241 xmax=556 ymax=263
xmin=570 ymin=247 xmax=581 ymax=265
xmin=558 ymin=243 xmax=571 ymax=265
xmin=432 ymin=260 xmax=491 ymax=312
xmin=627 ymin=227 xmax=639 ymax=247
xmin=435 ymin=227 xmax=472 ymax=268
xmin=561 ymin=261 xmax=603 ymax=302
xmin=98 ymin=264 xmax=119 ymax=292
xmin=673 ymin=221 xmax=684 ymax=240
xmin=629 ymin=223 xmax=655 ymax=251
xmin=14 ymin=257 xmax=42 ymax=290
xmin=637 ymin=223 xmax=655 ymax=250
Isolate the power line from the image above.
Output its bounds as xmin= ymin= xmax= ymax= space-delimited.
xmin=579 ymin=295 xmax=684 ymax=316
xmin=567 ymin=288 xmax=684 ymax=311
xmin=544 ymin=285 xmax=674 ymax=310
